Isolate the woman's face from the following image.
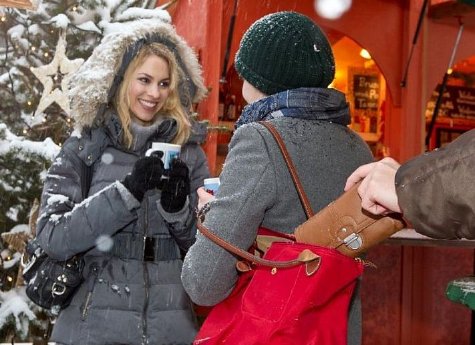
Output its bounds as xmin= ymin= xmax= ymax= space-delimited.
xmin=128 ymin=55 xmax=171 ymax=125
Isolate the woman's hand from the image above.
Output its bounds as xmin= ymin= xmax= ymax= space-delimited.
xmin=160 ymin=158 xmax=190 ymax=213
xmin=197 ymin=187 xmax=215 ymax=211
xmin=344 ymin=157 xmax=402 ymax=215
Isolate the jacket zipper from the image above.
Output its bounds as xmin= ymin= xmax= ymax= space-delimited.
xmin=81 ymin=264 xmax=99 ymax=320
xmin=141 ymin=198 xmax=150 ymax=345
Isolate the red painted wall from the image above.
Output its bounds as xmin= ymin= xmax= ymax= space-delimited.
xmin=166 ymin=1 xmax=475 ymax=344
xmin=170 ymin=0 xmax=475 ymax=164
xmin=168 ymin=0 xmax=223 ymax=176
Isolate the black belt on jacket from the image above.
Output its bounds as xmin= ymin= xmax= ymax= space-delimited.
xmin=110 ymin=233 xmax=181 ymax=262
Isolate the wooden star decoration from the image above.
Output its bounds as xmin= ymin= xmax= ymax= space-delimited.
xmin=1 ymin=231 xmax=31 ymax=254
xmin=30 ymin=34 xmax=84 ymax=125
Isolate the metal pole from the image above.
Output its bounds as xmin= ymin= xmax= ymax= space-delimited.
xmin=424 ymin=19 xmax=464 ymax=149
xmin=220 ymin=0 xmax=238 ymax=83
xmin=401 ymin=0 xmax=429 ymax=87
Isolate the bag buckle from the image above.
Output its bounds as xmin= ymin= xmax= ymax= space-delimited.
xmin=143 ymin=236 xmax=156 ymax=262
xmin=52 ymin=282 xmax=67 ymax=296
xmin=343 ymin=233 xmax=363 ymax=250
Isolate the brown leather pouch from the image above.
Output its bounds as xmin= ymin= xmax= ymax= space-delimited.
xmin=294 ymin=183 xmax=407 ymax=257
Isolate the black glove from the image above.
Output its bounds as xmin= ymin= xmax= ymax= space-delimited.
xmin=160 ymin=158 xmax=190 ymax=213
xmin=122 ymin=154 xmax=164 ymax=202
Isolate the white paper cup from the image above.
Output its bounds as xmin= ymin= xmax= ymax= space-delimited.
xmin=145 ymin=143 xmax=181 ymax=169
xmin=204 ymin=177 xmax=220 ymax=196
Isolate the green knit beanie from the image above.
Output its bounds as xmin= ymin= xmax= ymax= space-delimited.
xmin=235 ymin=11 xmax=335 ymax=95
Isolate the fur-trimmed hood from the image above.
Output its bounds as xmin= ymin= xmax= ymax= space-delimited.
xmin=68 ymin=14 xmax=207 ymax=131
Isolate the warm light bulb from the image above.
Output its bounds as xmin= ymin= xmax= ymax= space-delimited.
xmin=360 ymin=49 xmax=371 ymax=60
xmin=44 ymin=52 xmax=49 ymax=57
xmin=27 ymin=101 xmax=32 ymax=105
xmin=23 ymin=129 xmax=28 ymax=134
xmin=7 ymin=276 xmax=13 ymax=282
xmin=447 ymin=68 xmax=453 ymax=75
xmin=31 ymin=46 xmax=36 ymax=51
xmin=1 ymin=17 xmax=6 ymax=22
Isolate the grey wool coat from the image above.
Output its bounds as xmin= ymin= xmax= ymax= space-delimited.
xmin=182 ymin=88 xmax=374 ymax=345
xmin=35 ymin=11 xmax=209 ymax=345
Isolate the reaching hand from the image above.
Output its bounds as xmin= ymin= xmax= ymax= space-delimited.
xmin=197 ymin=187 xmax=216 ymax=211
xmin=160 ymin=158 xmax=190 ymax=213
xmin=122 ymin=155 xmax=164 ymax=202
xmin=344 ymin=157 xmax=402 ymax=215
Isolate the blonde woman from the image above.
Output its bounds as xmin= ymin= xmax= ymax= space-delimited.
xmin=35 ymin=17 xmax=209 ymax=345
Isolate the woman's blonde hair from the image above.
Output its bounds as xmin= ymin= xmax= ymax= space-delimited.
xmin=114 ymin=42 xmax=191 ymax=148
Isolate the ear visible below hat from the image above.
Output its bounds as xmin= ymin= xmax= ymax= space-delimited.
xmin=242 ymin=80 xmax=268 ymax=104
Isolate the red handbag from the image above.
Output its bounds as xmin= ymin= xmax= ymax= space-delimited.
xmin=193 ymin=122 xmax=364 ymax=345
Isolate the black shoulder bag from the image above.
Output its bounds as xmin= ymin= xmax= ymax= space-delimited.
xmin=22 ymin=154 xmax=92 ymax=315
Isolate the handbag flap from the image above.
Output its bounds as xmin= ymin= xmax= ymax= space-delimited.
xmin=294 ymin=183 xmax=406 ymax=256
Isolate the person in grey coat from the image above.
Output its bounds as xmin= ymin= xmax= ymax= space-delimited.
xmin=182 ymin=11 xmax=374 ymax=345
xmin=35 ymin=12 xmax=209 ymax=345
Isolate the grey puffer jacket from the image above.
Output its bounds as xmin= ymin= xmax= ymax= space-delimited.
xmin=35 ymin=12 xmax=209 ymax=345
xmin=36 ymin=114 xmax=209 ymax=345
xmin=182 ymin=88 xmax=374 ymax=345
xmin=395 ymin=129 xmax=475 ymax=239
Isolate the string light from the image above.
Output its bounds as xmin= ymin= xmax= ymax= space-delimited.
xmin=23 ymin=128 xmax=28 ymax=134
xmin=7 ymin=276 xmax=13 ymax=282
xmin=31 ymin=46 xmax=36 ymax=51
xmin=1 ymin=16 xmax=6 ymax=22
xmin=44 ymin=52 xmax=49 ymax=57
xmin=27 ymin=101 xmax=32 ymax=106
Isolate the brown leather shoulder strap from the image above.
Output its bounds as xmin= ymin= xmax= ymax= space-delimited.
xmin=196 ymin=220 xmax=319 ymax=268
xmin=195 ymin=121 xmax=321 ymax=268
xmin=258 ymin=121 xmax=314 ymax=218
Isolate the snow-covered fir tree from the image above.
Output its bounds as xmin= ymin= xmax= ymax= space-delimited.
xmin=0 ymin=1 xmax=174 ymax=342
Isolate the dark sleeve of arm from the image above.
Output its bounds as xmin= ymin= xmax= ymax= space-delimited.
xmin=395 ymin=130 xmax=475 ymax=239
xmin=36 ymin=148 xmax=138 ymax=260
